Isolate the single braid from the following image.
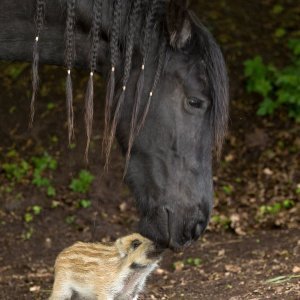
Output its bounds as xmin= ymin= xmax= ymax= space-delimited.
xmin=30 ymin=0 xmax=46 ymax=127
xmin=136 ymin=37 xmax=167 ymax=134
xmin=131 ymin=0 xmax=165 ymax=123
xmin=103 ymin=0 xmax=123 ymax=165
xmin=105 ymin=0 xmax=143 ymax=167
xmin=65 ymin=0 xmax=76 ymax=144
xmin=84 ymin=0 xmax=103 ymax=161
xmin=142 ymin=0 xmax=165 ymax=60
xmin=124 ymin=0 xmax=167 ymax=174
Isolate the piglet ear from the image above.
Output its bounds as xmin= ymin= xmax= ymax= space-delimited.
xmin=167 ymin=0 xmax=192 ymax=49
xmin=115 ymin=238 xmax=126 ymax=258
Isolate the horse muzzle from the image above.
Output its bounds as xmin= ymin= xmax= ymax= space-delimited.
xmin=138 ymin=203 xmax=209 ymax=251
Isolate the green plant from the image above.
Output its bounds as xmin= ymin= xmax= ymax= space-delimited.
xmin=24 ymin=206 xmax=43 ymax=223
xmin=47 ymin=102 xmax=56 ymax=110
xmin=222 ymin=184 xmax=234 ymax=195
xmin=4 ymin=63 xmax=28 ymax=80
xmin=258 ymin=199 xmax=295 ymax=217
xmin=172 ymin=258 xmax=202 ymax=270
xmin=65 ymin=215 xmax=75 ymax=224
xmin=24 ymin=212 xmax=33 ymax=223
xmin=78 ymin=199 xmax=92 ymax=208
xmin=211 ymin=214 xmax=231 ymax=229
xmin=31 ymin=153 xmax=57 ymax=197
xmin=22 ymin=227 xmax=34 ymax=240
xmin=244 ymin=39 xmax=300 ymax=121
xmin=32 ymin=205 xmax=42 ymax=215
xmin=282 ymin=199 xmax=295 ymax=209
xmin=70 ymin=170 xmax=94 ymax=194
xmin=186 ymin=257 xmax=202 ymax=266
xmin=2 ymin=160 xmax=30 ymax=182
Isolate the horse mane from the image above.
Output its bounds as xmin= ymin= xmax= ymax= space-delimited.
xmin=30 ymin=0 xmax=228 ymax=167
xmin=31 ymin=0 xmax=168 ymax=168
xmin=188 ymin=11 xmax=229 ymax=158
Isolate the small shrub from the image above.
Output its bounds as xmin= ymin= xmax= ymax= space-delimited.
xmin=78 ymin=199 xmax=92 ymax=208
xmin=2 ymin=160 xmax=30 ymax=182
xmin=24 ymin=212 xmax=33 ymax=223
xmin=222 ymin=185 xmax=234 ymax=195
xmin=31 ymin=153 xmax=57 ymax=197
xmin=258 ymin=199 xmax=295 ymax=217
xmin=70 ymin=170 xmax=94 ymax=194
xmin=186 ymin=257 xmax=202 ymax=266
xmin=32 ymin=205 xmax=42 ymax=215
xmin=244 ymin=39 xmax=300 ymax=121
xmin=65 ymin=215 xmax=75 ymax=225
xmin=211 ymin=214 xmax=231 ymax=229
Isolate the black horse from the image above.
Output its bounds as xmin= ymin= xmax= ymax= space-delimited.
xmin=0 ymin=0 xmax=229 ymax=250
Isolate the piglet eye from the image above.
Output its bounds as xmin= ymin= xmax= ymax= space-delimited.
xmin=131 ymin=239 xmax=142 ymax=249
xmin=187 ymin=97 xmax=204 ymax=109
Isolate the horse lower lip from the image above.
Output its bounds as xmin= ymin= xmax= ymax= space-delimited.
xmin=193 ymin=223 xmax=202 ymax=240
xmin=169 ymin=243 xmax=183 ymax=253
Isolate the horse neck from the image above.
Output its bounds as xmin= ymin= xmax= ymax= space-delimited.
xmin=0 ymin=0 xmax=153 ymax=77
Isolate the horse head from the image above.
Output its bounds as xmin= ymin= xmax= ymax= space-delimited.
xmin=0 ymin=0 xmax=229 ymax=250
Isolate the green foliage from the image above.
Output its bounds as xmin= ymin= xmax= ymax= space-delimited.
xmin=4 ymin=63 xmax=28 ymax=80
xmin=222 ymin=184 xmax=234 ymax=195
xmin=32 ymin=153 xmax=57 ymax=171
xmin=2 ymin=160 xmax=30 ymax=182
xmin=78 ymin=199 xmax=92 ymax=208
xmin=244 ymin=39 xmax=300 ymax=121
xmin=2 ymin=151 xmax=58 ymax=198
xmin=211 ymin=214 xmax=231 ymax=229
xmin=70 ymin=170 xmax=94 ymax=194
xmin=47 ymin=102 xmax=56 ymax=110
xmin=24 ymin=206 xmax=42 ymax=223
xmin=32 ymin=205 xmax=42 ymax=215
xmin=282 ymin=199 xmax=295 ymax=209
xmin=31 ymin=153 xmax=57 ymax=197
xmin=258 ymin=199 xmax=295 ymax=216
xmin=274 ymin=28 xmax=286 ymax=38
xmin=186 ymin=257 xmax=202 ymax=266
xmin=22 ymin=227 xmax=34 ymax=240
xmin=271 ymin=4 xmax=284 ymax=15
xmin=24 ymin=212 xmax=33 ymax=223
xmin=65 ymin=215 xmax=75 ymax=224
xmin=172 ymin=257 xmax=202 ymax=270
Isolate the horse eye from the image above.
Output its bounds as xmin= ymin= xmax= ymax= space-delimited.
xmin=131 ymin=239 xmax=142 ymax=249
xmin=187 ymin=97 xmax=204 ymax=109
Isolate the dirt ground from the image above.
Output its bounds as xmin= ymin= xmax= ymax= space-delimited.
xmin=0 ymin=0 xmax=299 ymax=299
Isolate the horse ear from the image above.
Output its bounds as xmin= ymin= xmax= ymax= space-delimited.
xmin=166 ymin=0 xmax=192 ymax=49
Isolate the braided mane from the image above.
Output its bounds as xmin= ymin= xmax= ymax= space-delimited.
xmin=31 ymin=0 xmax=167 ymax=166
xmin=30 ymin=0 xmax=228 ymax=167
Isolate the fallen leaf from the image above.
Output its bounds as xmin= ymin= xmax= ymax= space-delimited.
xmin=119 ymin=202 xmax=127 ymax=212
xmin=173 ymin=261 xmax=185 ymax=271
xmin=225 ymin=264 xmax=241 ymax=273
xmin=263 ymin=168 xmax=273 ymax=176
xmin=29 ymin=286 xmax=40 ymax=292
xmin=292 ymin=266 xmax=300 ymax=273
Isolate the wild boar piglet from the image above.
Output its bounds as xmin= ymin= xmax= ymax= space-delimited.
xmin=49 ymin=233 xmax=162 ymax=300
